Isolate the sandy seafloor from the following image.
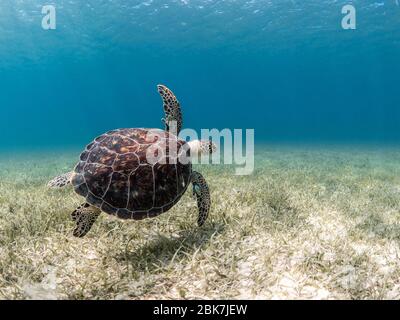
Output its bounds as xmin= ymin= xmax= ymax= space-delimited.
xmin=1 ymin=145 xmax=400 ymax=299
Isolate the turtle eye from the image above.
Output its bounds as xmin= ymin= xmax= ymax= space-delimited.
xmin=208 ymin=141 xmax=216 ymax=153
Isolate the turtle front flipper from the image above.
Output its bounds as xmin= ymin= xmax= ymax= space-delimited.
xmin=71 ymin=203 xmax=101 ymax=238
xmin=191 ymin=171 xmax=211 ymax=227
xmin=157 ymin=84 xmax=183 ymax=135
xmin=47 ymin=171 xmax=73 ymax=188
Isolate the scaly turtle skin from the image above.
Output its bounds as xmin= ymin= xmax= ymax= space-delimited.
xmin=47 ymin=84 xmax=215 ymax=237
xmin=71 ymin=128 xmax=192 ymax=220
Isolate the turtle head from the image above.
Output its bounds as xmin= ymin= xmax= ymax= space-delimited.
xmin=188 ymin=140 xmax=217 ymax=157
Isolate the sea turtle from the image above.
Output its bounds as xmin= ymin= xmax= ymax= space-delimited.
xmin=48 ymin=85 xmax=216 ymax=237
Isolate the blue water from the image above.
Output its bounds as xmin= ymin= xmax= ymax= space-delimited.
xmin=1 ymin=1 xmax=399 ymax=149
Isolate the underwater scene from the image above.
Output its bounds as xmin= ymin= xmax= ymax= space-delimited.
xmin=0 ymin=1 xmax=400 ymax=300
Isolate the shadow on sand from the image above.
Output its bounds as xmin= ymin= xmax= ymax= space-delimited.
xmin=115 ymin=221 xmax=225 ymax=273
xmin=356 ymin=212 xmax=400 ymax=241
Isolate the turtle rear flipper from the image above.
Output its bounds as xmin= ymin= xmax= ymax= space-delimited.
xmin=191 ymin=171 xmax=210 ymax=227
xmin=71 ymin=203 xmax=101 ymax=238
xmin=47 ymin=172 xmax=73 ymax=188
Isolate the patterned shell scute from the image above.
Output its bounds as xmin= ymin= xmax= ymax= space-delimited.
xmin=71 ymin=128 xmax=192 ymax=220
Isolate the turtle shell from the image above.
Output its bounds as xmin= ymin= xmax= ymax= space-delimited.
xmin=71 ymin=128 xmax=192 ymax=220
